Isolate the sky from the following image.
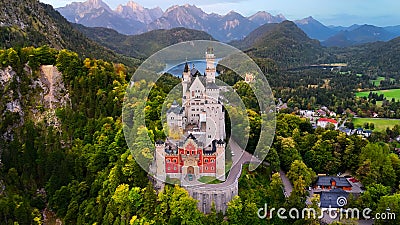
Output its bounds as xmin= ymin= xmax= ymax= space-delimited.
xmin=40 ymin=0 xmax=400 ymax=27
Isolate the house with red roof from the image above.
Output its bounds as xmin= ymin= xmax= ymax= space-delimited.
xmin=317 ymin=118 xmax=338 ymax=129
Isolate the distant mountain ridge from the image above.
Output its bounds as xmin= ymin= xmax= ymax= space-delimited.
xmin=231 ymin=21 xmax=324 ymax=69
xmin=73 ymin=25 xmax=215 ymax=58
xmin=56 ymin=0 xmax=285 ymax=41
xmin=322 ymin=24 xmax=398 ymax=47
xmin=294 ymin=16 xmax=337 ymax=41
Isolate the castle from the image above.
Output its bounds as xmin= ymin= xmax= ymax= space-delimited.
xmin=154 ymin=47 xmax=226 ymax=183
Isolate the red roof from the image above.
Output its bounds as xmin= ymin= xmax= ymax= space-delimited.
xmin=318 ymin=118 xmax=338 ymax=124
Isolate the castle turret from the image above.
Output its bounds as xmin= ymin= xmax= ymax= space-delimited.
xmin=182 ymin=62 xmax=191 ymax=99
xmin=205 ymin=47 xmax=216 ymax=83
xmin=215 ymin=139 xmax=225 ymax=181
xmin=155 ymin=140 xmax=166 ymax=181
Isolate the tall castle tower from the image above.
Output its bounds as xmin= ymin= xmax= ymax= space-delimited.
xmin=155 ymin=141 xmax=166 ymax=181
xmin=215 ymin=140 xmax=226 ymax=181
xmin=205 ymin=47 xmax=216 ymax=83
xmin=182 ymin=62 xmax=191 ymax=99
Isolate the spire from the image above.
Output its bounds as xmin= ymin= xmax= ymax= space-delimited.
xmin=206 ymin=46 xmax=214 ymax=54
xmin=184 ymin=61 xmax=189 ymax=73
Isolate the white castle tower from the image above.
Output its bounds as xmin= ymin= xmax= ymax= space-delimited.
xmin=205 ymin=46 xmax=216 ymax=83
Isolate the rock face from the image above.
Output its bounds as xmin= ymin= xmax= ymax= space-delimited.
xmin=0 ymin=65 xmax=70 ymax=141
xmin=0 ymin=66 xmax=24 ymax=140
xmin=115 ymin=1 xmax=163 ymax=24
xmin=36 ymin=65 xmax=70 ymax=128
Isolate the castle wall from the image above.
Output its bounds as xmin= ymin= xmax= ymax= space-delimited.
xmin=185 ymin=161 xmax=244 ymax=214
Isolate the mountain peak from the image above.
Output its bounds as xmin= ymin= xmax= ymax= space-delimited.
xmin=248 ymin=11 xmax=286 ymax=25
xmin=126 ymin=1 xmax=144 ymax=11
xmin=253 ymin=11 xmax=273 ymax=17
xmin=295 ymin=16 xmax=318 ymax=25
xmin=87 ymin=0 xmax=102 ymax=6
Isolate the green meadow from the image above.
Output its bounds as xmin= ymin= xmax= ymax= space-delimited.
xmin=356 ymin=88 xmax=400 ymax=101
xmin=352 ymin=118 xmax=400 ymax=132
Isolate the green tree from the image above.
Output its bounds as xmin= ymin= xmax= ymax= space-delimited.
xmin=287 ymin=160 xmax=316 ymax=187
xmin=226 ymin=196 xmax=243 ymax=225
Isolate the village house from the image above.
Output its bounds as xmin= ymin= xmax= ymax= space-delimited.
xmin=317 ymin=118 xmax=338 ymax=129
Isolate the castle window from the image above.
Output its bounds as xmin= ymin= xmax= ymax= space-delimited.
xmin=187 ymin=151 xmax=190 ymax=154
xmin=168 ymin=167 xmax=170 ymax=170
xmin=211 ymin=167 xmax=214 ymax=170
xmin=211 ymin=159 xmax=215 ymax=162
xmin=192 ymin=91 xmax=194 ymax=97
xmin=167 ymin=159 xmax=170 ymax=162
xmin=205 ymin=166 xmax=208 ymax=170
xmin=174 ymin=167 xmax=177 ymax=170
xmin=192 ymin=151 xmax=195 ymax=154
xmin=205 ymin=159 xmax=209 ymax=163
xmin=173 ymin=159 xmax=177 ymax=163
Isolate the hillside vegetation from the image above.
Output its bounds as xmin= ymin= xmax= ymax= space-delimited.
xmin=74 ymin=25 xmax=215 ymax=59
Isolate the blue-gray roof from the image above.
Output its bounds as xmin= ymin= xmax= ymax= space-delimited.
xmin=167 ymin=103 xmax=183 ymax=114
xmin=206 ymin=82 xmax=219 ymax=89
xmin=320 ymin=189 xmax=349 ymax=208
xmin=316 ymin=176 xmax=352 ymax=187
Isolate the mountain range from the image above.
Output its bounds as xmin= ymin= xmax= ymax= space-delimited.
xmin=293 ymin=16 xmax=400 ymax=46
xmin=2 ymin=0 xmax=400 ymax=72
xmin=56 ymin=0 xmax=400 ymax=46
xmin=57 ymin=0 xmax=286 ymax=42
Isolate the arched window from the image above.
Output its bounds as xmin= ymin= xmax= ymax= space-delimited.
xmin=205 ymin=159 xmax=209 ymax=163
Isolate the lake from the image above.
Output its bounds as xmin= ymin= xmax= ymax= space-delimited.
xmin=165 ymin=59 xmax=221 ymax=77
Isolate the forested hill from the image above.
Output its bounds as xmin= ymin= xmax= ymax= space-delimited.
xmin=0 ymin=0 xmax=138 ymax=66
xmin=231 ymin=21 xmax=325 ymax=69
xmin=332 ymin=36 xmax=400 ymax=74
xmin=0 ymin=47 xmax=148 ymax=224
xmin=73 ymin=25 xmax=216 ymax=59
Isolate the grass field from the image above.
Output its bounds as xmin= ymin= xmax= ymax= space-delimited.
xmin=356 ymin=88 xmax=400 ymax=101
xmin=198 ymin=176 xmax=222 ymax=184
xmin=370 ymin=76 xmax=385 ymax=86
xmin=352 ymin=118 xmax=400 ymax=132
